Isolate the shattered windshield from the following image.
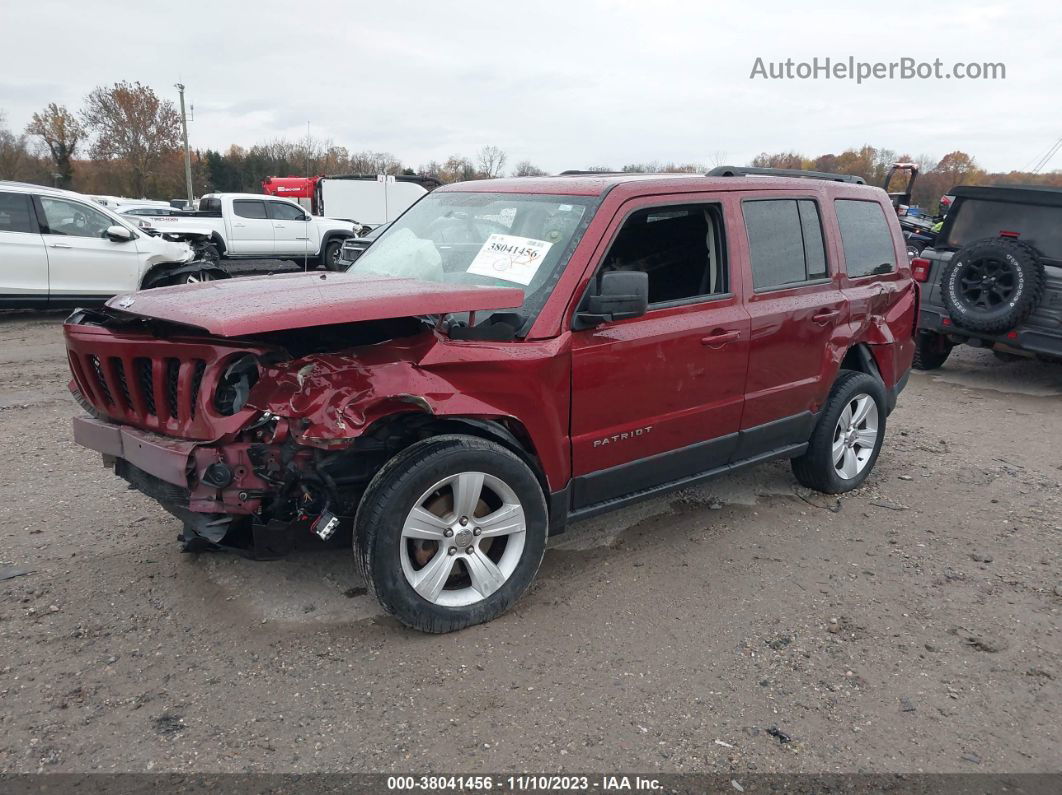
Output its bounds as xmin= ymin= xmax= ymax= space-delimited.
xmin=348 ymin=192 xmax=595 ymax=320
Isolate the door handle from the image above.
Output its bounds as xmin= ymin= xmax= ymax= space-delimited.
xmin=812 ymin=309 xmax=840 ymax=324
xmin=233 ymin=223 xmax=246 ymax=228
xmin=49 ymin=243 xmax=73 ymax=249
xmin=701 ymin=329 xmax=740 ymax=348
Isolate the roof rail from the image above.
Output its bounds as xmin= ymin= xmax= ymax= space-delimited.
xmin=707 ymin=166 xmax=865 ymax=185
xmin=557 ymin=169 xmax=631 ymax=176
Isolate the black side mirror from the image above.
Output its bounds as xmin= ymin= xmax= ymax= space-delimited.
xmin=575 ymin=270 xmax=648 ymax=329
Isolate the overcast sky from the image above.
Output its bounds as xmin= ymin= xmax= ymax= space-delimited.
xmin=3 ymin=0 xmax=1060 ymax=174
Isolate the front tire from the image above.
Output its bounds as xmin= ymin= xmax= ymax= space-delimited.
xmin=321 ymin=240 xmax=344 ymax=271
xmin=791 ymin=370 xmax=887 ymax=494
xmin=354 ymin=435 xmax=548 ymax=633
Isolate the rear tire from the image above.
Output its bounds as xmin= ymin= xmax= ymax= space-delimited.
xmin=912 ymin=330 xmax=952 ymax=371
xmin=353 ymin=435 xmax=547 ymax=633
xmin=791 ymin=370 xmax=887 ymax=494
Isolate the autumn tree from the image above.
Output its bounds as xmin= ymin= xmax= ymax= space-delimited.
xmin=477 ymin=145 xmax=507 ymax=178
xmin=25 ymin=103 xmax=83 ymax=187
xmin=752 ymin=151 xmax=803 ymax=169
xmin=81 ymin=81 xmax=181 ymax=196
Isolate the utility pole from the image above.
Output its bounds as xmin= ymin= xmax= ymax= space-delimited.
xmin=175 ymin=83 xmax=194 ymax=207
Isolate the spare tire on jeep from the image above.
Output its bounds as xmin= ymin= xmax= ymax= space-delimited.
xmin=940 ymin=237 xmax=1046 ymax=334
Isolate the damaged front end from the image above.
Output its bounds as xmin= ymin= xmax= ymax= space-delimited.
xmin=64 ymin=307 xmax=451 ymax=558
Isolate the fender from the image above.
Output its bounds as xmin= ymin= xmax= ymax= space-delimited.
xmin=210 ymin=232 xmax=227 ymax=255
xmin=319 ymin=230 xmax=354 ymax=258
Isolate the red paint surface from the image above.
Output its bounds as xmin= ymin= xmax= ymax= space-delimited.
xmin=261 ymin=176 xmax=320 ymax=199
xmin=103 ymin=272 xmax=525 ymax=337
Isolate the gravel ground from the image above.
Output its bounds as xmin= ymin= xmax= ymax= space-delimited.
xmin=0 ymin=310 xmax=1059 ymax=774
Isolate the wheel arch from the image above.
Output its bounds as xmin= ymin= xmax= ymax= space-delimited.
xmin=320 ymin=230 xmax=354 ymax=255
xmin=140 ymin=260 xmax=230 ymax=289
xmin=364 ymin=412 xmax=550 ymax=496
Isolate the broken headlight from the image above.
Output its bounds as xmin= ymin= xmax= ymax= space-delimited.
xmin=214 ymin=354 xmax=260 ymax=415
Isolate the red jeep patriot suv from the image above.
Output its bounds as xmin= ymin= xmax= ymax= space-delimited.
xmin=64 ymin=167 xmax=916 ymax=632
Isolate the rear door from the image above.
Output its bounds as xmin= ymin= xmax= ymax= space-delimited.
xmin=834 ymin=197 xmax=913 ymax=381
xmin=737 ymin=194 xmax=849 ymax=457
xmin=569 ymin=194 xmax=750 ymax=507
xmin=266 ymin=200 xmax=312 ymax=257
xmin=36 ymin=194 xmax=140 ymax=300
xmin=0 ymin=190 xmax=48 ymax=305
xmin=227 ymin=199 xmax=274 ymax=254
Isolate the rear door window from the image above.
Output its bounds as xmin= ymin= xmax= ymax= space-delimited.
xmin=0 ymin=192 xmax=38 ymax=233
xmin=233 ymin=200 xmax=268 ymax=219
xmin=834 ymin=199 xmax=897 ymax=278
xmin=744 ymin=199 xmax=828 ymax=290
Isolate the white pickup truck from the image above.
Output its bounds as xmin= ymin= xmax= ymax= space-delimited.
xmin=146 ymin=193 xmax=359 ymax=269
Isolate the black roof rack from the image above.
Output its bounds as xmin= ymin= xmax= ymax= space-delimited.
xmin=558 ymin=170 xmax=630 ymax=176
xmin=707 ymin=166 xmax=865 ymax=185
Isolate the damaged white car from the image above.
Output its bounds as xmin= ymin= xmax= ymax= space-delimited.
xmin=0 ymin=181 xmax=228 ymax=308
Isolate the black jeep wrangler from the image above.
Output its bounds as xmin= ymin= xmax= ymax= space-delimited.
xmin=911 ymin=184 xmax=1062 ymax=369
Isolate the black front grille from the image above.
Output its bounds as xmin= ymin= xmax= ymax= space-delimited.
xmin=111 ymin=357 xmax=132 ymax=408
xmin=88 ymin=355 xmax=114 ymax=405
xmin=165 ymin=358 xmax=181 ymax=419
xmin=189 ymin=360 xmax=206 ymax=418
xmin=135 ymin=358 xmax=156 ymax=415
xmin=115 ymin=459 xmax=189 ymax=506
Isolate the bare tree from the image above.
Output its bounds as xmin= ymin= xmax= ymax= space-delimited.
xmin=512 ymin=160 xmax=547 ymax=177
xmin=348 ymin=150 xmax=403 ymax=175
xmin=25 ymin=103 xmax=83 ymax=187
xmin=438 ymin=155 xmax=478 ymax=183
xmin=81 ymin=81 xmax=181 ymax=196
xmin=477 ymin=145 xmax=507 ymax=178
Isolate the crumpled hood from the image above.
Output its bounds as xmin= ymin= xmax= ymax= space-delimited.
xmin=106 ymin=271 xmax=524 ymax=337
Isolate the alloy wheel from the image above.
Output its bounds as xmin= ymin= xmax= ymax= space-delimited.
xmin=832 ymin=393 xmax=879 ymax=479
xmin=399 ymin=472 xmax=526 ymax=607
xmin=957 ymin=257 xmax=1017 ymax=309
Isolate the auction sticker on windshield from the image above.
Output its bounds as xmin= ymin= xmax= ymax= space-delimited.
xmin=466 ymin=234 xmax=553 ymax=286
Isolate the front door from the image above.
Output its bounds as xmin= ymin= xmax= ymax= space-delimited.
xmin=0 ymin=190 xmax=48 ymax=305
xmin=36 ymin=194 xmax=140 ymax=300
xmin=228 ymin=199 xmax=275 ymax=255
xmin=570 ymin=196 xmax=750 ymax=508
xmin=266 ymin=200 xmax=313 ymax=258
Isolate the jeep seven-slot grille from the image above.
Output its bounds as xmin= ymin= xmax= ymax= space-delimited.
xmin=76 ymin=350 xmax=210 ymax=434
xmin=64 ymin=326 xmax=263 ymax=441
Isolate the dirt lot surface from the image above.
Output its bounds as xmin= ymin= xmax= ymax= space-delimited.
xmin=1 ymin=310 xmax=1059 ymax=775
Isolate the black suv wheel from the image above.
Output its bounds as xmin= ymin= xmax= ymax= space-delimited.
xmin=912 ymin=330 xmax=953 ymax=371
xmin=354 ymin=435 xmax=548 ymax=633
xmin=941 ymin=238 xmax=1046 ymax=334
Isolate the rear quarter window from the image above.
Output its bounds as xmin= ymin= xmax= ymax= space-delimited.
xmin=834 ymin=199 xmax=897 ymax=278
xmin=233 ymin=200 xmax=267 ymax=219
